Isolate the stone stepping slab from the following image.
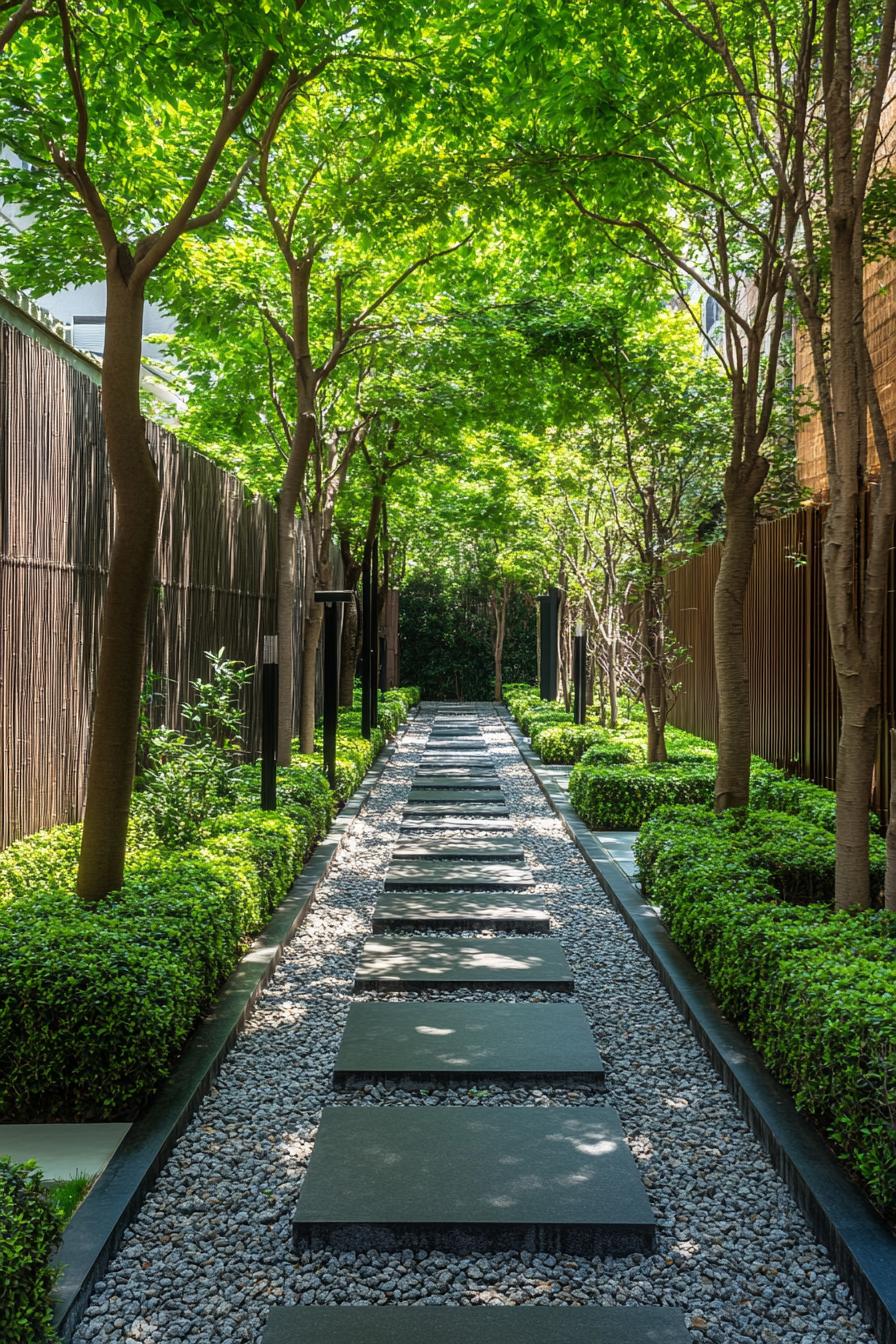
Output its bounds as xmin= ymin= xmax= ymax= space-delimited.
xmin=404 ymin=802 xmax=510 ymax=818
xmin=413 ymin=776 xmax=501 ymax=791
xmin=263 ymin=1306 xmax=690 ymax=1343
xmin=407 ymin=790 xmax=505 ymax=805
xmin=384 ymin=860 xmax=533 ymax=891
xmin=292 ymin=1105 xmax=656 ymax=1255
xmin=332 ymin=1001 xmax=605 ymax=1088
xmin=371 ymin=890 xmax=549 ymax=934
xmin=393 ymin=837 xmax=525 ymax=860
xmin=400 ymin=817 xmax=516 ymax=833
xmin=424 ymin=741 xmax=487 ymax=751
xmin=353 ymin=936 xmax=573 ymax=992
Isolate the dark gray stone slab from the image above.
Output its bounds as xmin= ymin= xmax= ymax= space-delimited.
xmin=353 ymin=936 xmax=573 ymax=992
xmin=407 ymin=789 xmax=505 ymax=805
xmin=292 ymin=1106 xmax=655 ymax=1255
xmin=413 ymin=776 xmax=501 ymax=791
xmin=404 ymin=802 xmax=509 ymax=817
xmin=263 ymin=1306 xmax=691 ymax=1344
xmin=400 ymin=817 xmax=515 ymax=833
xmin=384 ymin=860 xmax=533 ymax=891
xmin=372 ymin=890 xmax=548 ymax=933
xmin=424 ymin=742 xmax=487 ymax=752
xmin=333 ymin=1001 xmax=604 ymax=1087
xmin=393 ymin=837 xmax=525 ymax=860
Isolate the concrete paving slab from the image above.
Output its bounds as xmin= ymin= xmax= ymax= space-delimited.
xmin=413 ymin=776 xmax=501 ymax=791
xmin=384 ymin=860 xmax=533 ymax=891
xmin=399 ymin=817 xmax=516 ymax=833
xmin=292 ymin=1105 xmax=655 ymax=1255
xmin=263 ymin=1306 xmax=690 ymax=1344
xmin=407 ymin=790 xmax=506 ymax=805
xmin=333 ymin=1001 xmax=604 ymax=1087
xmin=372 ymin=890 xmax=549 ymax=933
xmin=393 ymin=838 xmax=525 ymax=860
xmin=0 ymin=1124 xmax=131 ymax=1183
xmin=353 ymin=936 xmax=573 ymax=992
xmin=404 ymin=802 xmax=510 ymax=817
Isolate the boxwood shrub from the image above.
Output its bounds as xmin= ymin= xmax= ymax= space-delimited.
xmin=0 ymin=1158 xmax=62 ymax=1343
xmin=635 ymin=805 xmax=896 ymax=1218
xmin=569 ymin=760 xmax=719 ymax=829
xmin=0 ymin=684 xmax=420 ymax=1122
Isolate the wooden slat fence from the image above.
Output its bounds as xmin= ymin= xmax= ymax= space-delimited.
xmin=666 ymin=503 xmax=896 ymax=817
xmin=0 ymin=302 xmax=318 ymax=846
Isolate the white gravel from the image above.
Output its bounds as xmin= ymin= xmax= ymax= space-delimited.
xmin=73 ymin=706 xmax=878 ymax=1344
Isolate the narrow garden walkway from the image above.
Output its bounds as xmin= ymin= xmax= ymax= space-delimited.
xmin=74 ymin=706 xmax=876 ymax=1344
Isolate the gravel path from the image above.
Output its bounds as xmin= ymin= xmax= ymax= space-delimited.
xmin=74 ymin=706 xmax=877 ymax=1344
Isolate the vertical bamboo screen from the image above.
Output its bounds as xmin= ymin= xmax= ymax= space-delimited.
xmin=0 ymin=309 xmax=313 ymax=847
xmin=666 ymin=503 xmax=896 ymax=817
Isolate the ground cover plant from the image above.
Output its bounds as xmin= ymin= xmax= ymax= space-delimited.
xmin=636 ymin=806 xmax=896 ymax=1218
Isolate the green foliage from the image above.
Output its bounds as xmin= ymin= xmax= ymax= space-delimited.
xmin=0 ymin=1158 xmax=62 ymax=1343
xmin=400 ymin=580 xmax=536 ymax=701
xmin=181 ymin=648 xmax=253 ymax=754
xmin=635 ymin=807 xmax=896 ymax=1217
xmin=570 ymin=760 xmax=718 ymax=829
xmin=132 ymin=745 xmax=237 ymax=848
xmin=532 ymin=725 xmax=609 ymax=763
xmin=47 ymin=1173 xmax=92 ymax=1227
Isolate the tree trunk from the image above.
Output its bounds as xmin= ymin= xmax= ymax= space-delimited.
xmin=77 ymin=267 xmax=160 ymax=902
xmin=642 ymin=573 xmax=668 ymax=764
xmin=492 ymin=584 xmax=509 ymax=701
xmin=276 ymin=495 xmax=299 ymax=763
xmin=339 ymin=595 xmax=360 ymax=707
xmin=886 ymin=729 xmax=896 ymax=911
xmin=298 ymin=598 xmax=324 ymax=754
xmin=832 ymin=693 xmax=879 ymax=908
xmin=713 ymin=459 xmax=766 ymax=810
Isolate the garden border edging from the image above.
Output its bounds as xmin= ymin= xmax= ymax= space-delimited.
xmin=498 ymin=707 xmax=896 ymax=1344
xmin=51 ymin=725 xmax=407 ymax=1342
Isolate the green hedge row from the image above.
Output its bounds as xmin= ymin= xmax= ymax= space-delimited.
xmin=0 ymin=1158 xmax=62 ymax=1343
xmin=0 ymin=688 xmax=419 ymax=1123
xmin=635 ymin=806 xmax=896 ymax=1217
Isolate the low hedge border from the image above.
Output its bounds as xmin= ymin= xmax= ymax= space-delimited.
xmin=500 ymin=706 xmax=896 ymax=1344
xmin=51 ymin=715 xmax=407 ymax=1343
xmin=636 ymin=805 xmax=893 ymax=1211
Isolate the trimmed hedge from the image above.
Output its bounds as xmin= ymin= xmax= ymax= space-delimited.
xmin=569 ymin=759 xmax=719 ymax=829
xmin=0 ymin=1158 xmax=62 ymax=1343
xmin=635 ymin=806 xmax=896 ymax=1217
xmin=0 ymin=687 xmax=419 ymax=1122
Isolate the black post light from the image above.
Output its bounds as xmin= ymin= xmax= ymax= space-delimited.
xmin=538 ymin=589 xmax=560 ymax=701
xmin=361 ymin=551 xmax=372 ymax=740
xmin=573 ymin=621 xmax=587 ymax=725
xmin=370 ymin=537 xmax=380 ymax=730
xmin=261 ymin=635 xmax=278 ymax=810
xmin=314 ymin=589 xmax=353 ymax=788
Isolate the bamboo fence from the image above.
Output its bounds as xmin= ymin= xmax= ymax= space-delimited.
xmin=0 ymin=304 xmax=313 ymax=846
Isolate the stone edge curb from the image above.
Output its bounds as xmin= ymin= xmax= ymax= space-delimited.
xmin=51 ymin=717 xmax=414 ymax=1342
xmin=498 ymin=707 xmax=896 ymax=1344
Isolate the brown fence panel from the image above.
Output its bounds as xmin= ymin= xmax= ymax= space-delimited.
xmin=666 ymin=503 xmax=896 ymax=818
xmin=0 ymin=304 xmax=323 ymax=847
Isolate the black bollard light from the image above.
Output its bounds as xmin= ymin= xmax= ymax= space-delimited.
xmin=369 ymin=537 xmax=380 ymax=730
xmin=361 ymin=551 xmax=372 ymax=740
xmin=538 ymin=588 xmax=560 ymax=700
xmin=261 ymin=635 xmax=278 ymax=810
xmin=573 ymin=622 xmax=587 ymax=725
xmin=315 ymin=590 xmax=353 ymax=789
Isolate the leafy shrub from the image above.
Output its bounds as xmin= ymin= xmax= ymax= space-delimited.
xmin=0 ymin=809 xmax=307 ymax=1120
xmin=0 ymin=1158 xmax=62 ymax=1343
xmin=635 ymin=806 xmax=896 ymax=1218
xmin=531 ymin=724 xmax=614 ymax=763
xmin=132 ymin=744 xmax=237 ymax=847
xmin=569 ymin=760 xmax=718 ymax=829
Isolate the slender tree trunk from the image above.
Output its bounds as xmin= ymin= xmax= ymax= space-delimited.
xmin=276 ymin=495 xmax=298 ymax=763
xmin=886 ymin=729 xmax=896 ymax=911
xmin=642 ymin=572 xmax=668 ymax=764
xmin=340 ymin=594 xmax=360 ymax=707
xmin=77 ymin=267 xmax=160 ymax=901
xmin=492 ymin=583 xmax=509 ymax=701
xmin=607 ymin=628 xmax=619 ymax=730
xmin=713 ymin=458 xmax=767 ymax=810
xmin=298 ymin=598 xmax=324 ymax=754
